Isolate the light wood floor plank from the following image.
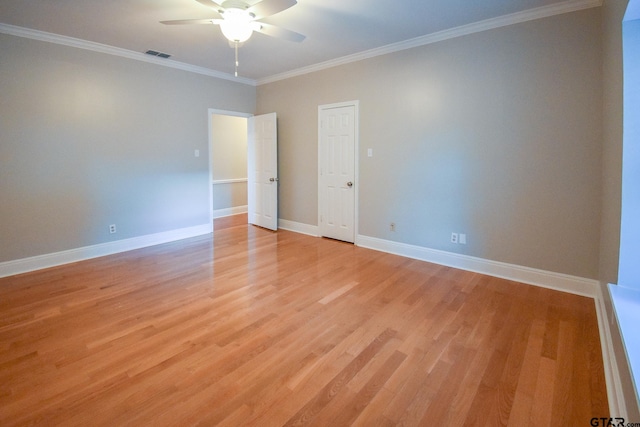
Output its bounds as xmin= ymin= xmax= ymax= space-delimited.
xmin=0 ymin=214 xmax=608 ymax=425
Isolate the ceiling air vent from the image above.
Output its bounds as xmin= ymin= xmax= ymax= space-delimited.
xmin=145 ymin=50 xmax=171 ymax=59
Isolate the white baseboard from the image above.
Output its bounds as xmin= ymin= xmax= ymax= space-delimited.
xmin=353 ymin=234 xmax=624 ymax=410
xmin=595 ymin=283 xmax=628 ymax=418
xmin=278 ymin=219 xmax=319 ymax=237
xmin=213 ymin=205 xmax=248 ymax=219
xmin=356 ymin=234 xmax=598 ymax=298
xmin=0 ymin=223 xmax=212 ymax=279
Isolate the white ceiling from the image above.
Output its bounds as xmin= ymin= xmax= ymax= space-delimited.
xmin=0 ymin=0 xmax=601 ymax=83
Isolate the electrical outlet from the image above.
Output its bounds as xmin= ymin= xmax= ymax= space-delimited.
xmin=109 ymin=224 xmax=116 ymax=234
xmin=194 ymin=149 xmax=200 ymax=157
xmin=459 ymin=233 xmax=467 ymax=245
xmin=451 ymin=232 xmax=458 ymax=244
xmin=390 ymin=222 xmax=396 ymax=232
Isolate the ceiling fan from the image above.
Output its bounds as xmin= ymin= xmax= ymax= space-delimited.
xmin=161 ymin=0 xmax=305 ymax=76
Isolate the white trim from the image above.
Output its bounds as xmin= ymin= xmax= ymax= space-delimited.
xmin=0 ymin=23 xmax=256 ymax=86
xmin=276 ymin=223 xmax=599 ymax=298
xmin=278 ymin=219 xmax=319 ymax=237
xmin=0 ymin=224 xmax=212 ymax=279
xmin=609 ymin=284 xmax=640 ymax=415
xmin=207 ymin=110 xmax=214 ymax=230
xmin=356 ymin=234 xmax=598 ymax=298
xmin=213 ymin=205 xmax=248 ymax=219
xmin=257 ymin=0 xmax=603 ymax=85
xmin=596 ymin=283 xmax=629 ymax=418
xmin=212 ymin=178 xmax=248 ymax=185
xmin=1 ymin=0 xmax=601 ymax=88
xmin=209 ymin=109 xmax=254 ymax=118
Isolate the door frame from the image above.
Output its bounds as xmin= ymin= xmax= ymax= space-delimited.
xmin=207 ymin=108 xmax=252 ymax=228
xmin=317 ymin=100 xmax=360 ymax=243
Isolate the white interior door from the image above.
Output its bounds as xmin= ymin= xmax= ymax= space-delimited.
xmin=248 ymin=113 xmax=278 ymax=231
xmin=319 ymin=103 xmax=357 ymax=242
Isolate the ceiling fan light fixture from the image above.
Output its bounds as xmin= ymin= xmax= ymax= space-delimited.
xmin=162 ymin=0 xmax=305 ymax=77
xmin=219 ymin=8 xmax=254 ymax=42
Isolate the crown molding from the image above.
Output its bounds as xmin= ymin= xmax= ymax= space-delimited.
xmin=0 ymin=23 xmax=257 ymax=86
xmin=1 ymin=0 xmax=602 ymax=87
xmin=257 ymin=0 xmax=603 ymax=85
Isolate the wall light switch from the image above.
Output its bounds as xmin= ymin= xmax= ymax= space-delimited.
xmin=459 ymin=234 xmax=467 ymax=245
xmin=195 ymin=149 xmax=200 ymax=157
xmin=367 ymin=148 xmax=373 ymax=157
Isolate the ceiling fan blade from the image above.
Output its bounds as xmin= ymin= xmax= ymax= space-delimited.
xmin=194 ymin=0 xmax=224 ymax=11
xmin=160 ymin=18 xmax=217 ymax=25
xmin=255 ymin=22 xmax=305 ymax=42
xmin=247 ymin=0 xmax=297 ymax=20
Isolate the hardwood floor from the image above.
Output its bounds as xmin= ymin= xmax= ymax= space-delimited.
xmin=0 ymin=214 xmax=608 ymax=426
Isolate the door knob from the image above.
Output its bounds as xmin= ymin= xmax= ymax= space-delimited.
xmin=347 ymin=181 xmax=353 ymax=187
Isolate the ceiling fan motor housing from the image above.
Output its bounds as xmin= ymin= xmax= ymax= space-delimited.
xmin=220 ymin=0 xmax=252 ymax=13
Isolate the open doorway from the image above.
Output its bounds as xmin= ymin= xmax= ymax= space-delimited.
xmin=208 ymin=109 xmax=251 ymax=221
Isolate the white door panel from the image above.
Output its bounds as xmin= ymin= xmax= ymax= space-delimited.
xmin=319 ymin=104 xmax=356 ymax=242
xmin=248 ymin=113 xmax=278 ymax=231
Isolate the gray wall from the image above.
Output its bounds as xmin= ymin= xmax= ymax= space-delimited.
xmin=211 ymin=114 xmax=248 ymax=212
xmin=257 ymin=8 xmax=603 ymax=280
xmin=0 ymin=33 xmax=255 ymax=262
xmin=600 ymin=0 xmax=626 ymax=285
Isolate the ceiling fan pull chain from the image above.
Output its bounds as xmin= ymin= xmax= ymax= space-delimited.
xmin=234 ymin=40 xmax=239 ymax=77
